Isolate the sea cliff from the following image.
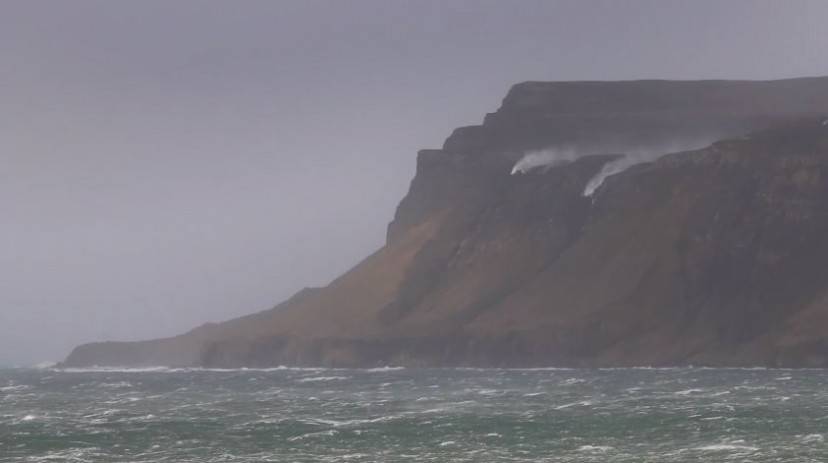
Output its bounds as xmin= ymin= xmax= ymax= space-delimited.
xmin=64 ymin=77 xmax=828 ymax=368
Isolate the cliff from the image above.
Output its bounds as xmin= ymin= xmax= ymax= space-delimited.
xmin=64 ymin=77 xmax=828 ymax=367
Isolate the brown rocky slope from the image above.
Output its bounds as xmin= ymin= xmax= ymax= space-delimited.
xmin=64 ymin=77 xmax=828 ymax=367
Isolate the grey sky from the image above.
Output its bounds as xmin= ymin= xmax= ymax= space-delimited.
xmin=2 ymin=0 xmax=827 ymax=365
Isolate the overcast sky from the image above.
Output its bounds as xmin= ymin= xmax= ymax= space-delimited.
xmin=2 ymin=0 xmax=828 ymax=365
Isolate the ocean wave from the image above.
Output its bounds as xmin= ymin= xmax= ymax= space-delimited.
xmin=800 ymin=433 xmax=824 ymax=444
xmin=577 ymin=445 xmax=613 ymax=452
xmin=34 ymin=365 xmax=828 ymax=374
xmin=57 ymin=366 xmax=182 ymax=373
xmin=0 ymin=384 xmax=32 ymax=392
xmin=308 ymin=415 xmax=405 ymax=428
xmin=51 ymin=365 xmax=409 ymax=374
xmin=297 ymin=376 xmax=350 ymax=383
xmin=3 ymin=367 xmax=827 ymax=461
xmin=54 ymin=366 xmax=330 ymax=373
xmin=288 ymin=429 xmax=338 ymax=441
xmin=554 ymin=400 xmax=592 ymax=410
xmin=364 ymin=366 xmax=405 ymax=372
xmin=694 ymin=443 xmax=758 ymax=452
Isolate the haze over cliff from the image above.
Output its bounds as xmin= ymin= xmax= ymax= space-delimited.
xmin=65 ymin=77 xmax=828 ymax=368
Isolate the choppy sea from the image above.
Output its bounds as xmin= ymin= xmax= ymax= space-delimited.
xmin=2 ymin=366 xmax=827 ymax=462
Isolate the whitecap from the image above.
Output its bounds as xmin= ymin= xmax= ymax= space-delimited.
xmin=288 ymin=429 xmax=338 ymax=441
xmin=364 ymin=366 xmax=405 ymax=372
xmin=339 ymin=453 xmax=371 ymax=460
xmin=308 ymin=415 xmax=404 ymax=428
xmin=58 ymin=366 xmax=174 ymax=373
xmin=554 ymin=400 xmax=592 ymax=410
xmin=801 ymin=434 xmax=824 ymax=444
xmin=419 ymin=407 xmax=452 ymax=414
xmin=694 ymin=443 xmax=758 ymax=452
xmin=0 ymin=385 xmax=31 ymax=392
xmin=561 ymin=378 xmax=586 ymax=385
xmin=577 ymin=445 xmax=613 ymax=452
xmin=297 ymin=376 xmax=350 ymax=383
xmin=99 ymin=381 xmax=133 ymax=389
xmin=675 ymin=389 xmax=704 ymax=395
xmin=56 ymin=365 xmax=334 ymax=373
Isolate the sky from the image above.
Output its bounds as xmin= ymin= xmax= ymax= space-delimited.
xmin=2 ymin=0 xmax=828 ymax=365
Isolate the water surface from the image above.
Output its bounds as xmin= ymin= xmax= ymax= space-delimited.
xmin=1 ymin=367 xmax=826 ymax=462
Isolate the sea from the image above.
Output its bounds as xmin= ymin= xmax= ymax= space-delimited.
xmin=1 ymin=366 xmax=827 ymax=462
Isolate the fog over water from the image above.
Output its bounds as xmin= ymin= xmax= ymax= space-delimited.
xmin=2 ymin=0 xmax=828 ymax=365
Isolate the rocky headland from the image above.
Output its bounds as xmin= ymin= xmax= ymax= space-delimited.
xmin=64 ymin=77 xmax=828 ymax=368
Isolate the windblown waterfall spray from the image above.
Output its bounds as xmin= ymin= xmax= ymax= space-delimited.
xmin=510 ymin=147 xmax=578 ymax=175
xmin=582 ymin=139 xmax=715 ymax=196
xmin=582 ymin=155 xmax=638 ymax=196
xmin=509 ymin=140 xmax=715 ymax=195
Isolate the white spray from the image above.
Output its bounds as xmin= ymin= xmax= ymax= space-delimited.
xmin=508 ymin=139 xmax=718 ymax=196
xmin=510 ymin=147 xmax=578 ymax=175
xmin=582 ymin=139 xmax=714 ymax=197
xmin=583 ymin=154 xmax=644 ymax=197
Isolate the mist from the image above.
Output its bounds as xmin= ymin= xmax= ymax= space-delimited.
xmin=3 ymin=0 xmax=828 ymax=366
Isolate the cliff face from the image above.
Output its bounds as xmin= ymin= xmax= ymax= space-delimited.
xmin=64 ymin=77 xmax=828 ymax=368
